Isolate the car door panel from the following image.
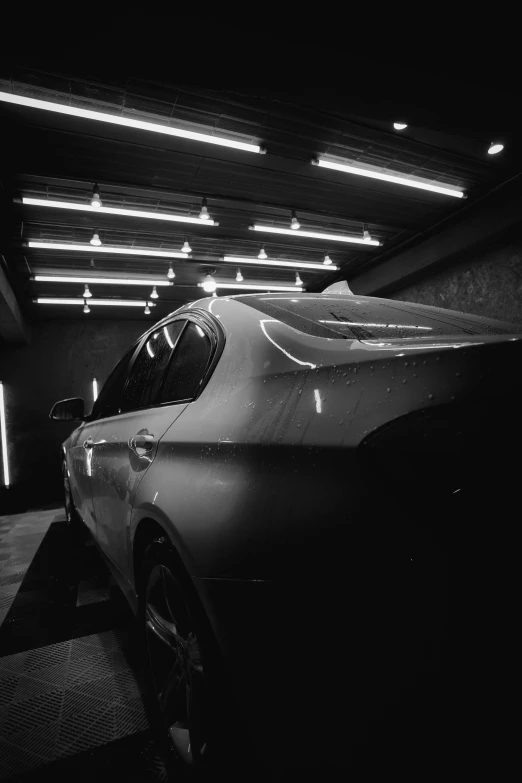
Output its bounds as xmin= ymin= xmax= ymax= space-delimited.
xmin=90 ymin=404 xmax=189 ymax=579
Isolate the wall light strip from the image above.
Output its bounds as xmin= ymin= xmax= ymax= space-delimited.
xmin=313 ymin=159 xmax=464 ymax=199
xmin=198 ymin=282 xmax=304 ymax=291
xmin=35 ymin=298 xmax=156 ymax=307
xmin=0 ymin=91 xmax=264 ymax=154
xmin=22 ymin=198 xmax=218 ymax=226
xmin=0 ymin=382 xmax=9 ymax=488
xmin=250 ymin=225 xmax=380 ymax=246
xmin=34 ymin=275 xmax=172 ymax=286
xmin=28 ymin=242 xmax=188 ymax=259
xmin=223 ymin=255 xmax=339 ymax=271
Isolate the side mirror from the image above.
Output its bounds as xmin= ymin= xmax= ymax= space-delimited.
xmin=49 ymin=397 xmax=85 ymax=422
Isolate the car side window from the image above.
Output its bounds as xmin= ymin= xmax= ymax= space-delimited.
xmin=120 ymin=321 xmax=185 ymax=411
xmin=159 ymin=321 xmax=212 ymax=403
xmin=91 ymin=346 xmax=138 ymax=420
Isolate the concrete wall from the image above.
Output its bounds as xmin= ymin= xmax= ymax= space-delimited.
xmin=0 ymin=319 xmax=145 ymax=512
xmin=389 ymin=238 xmax=522 ymax=326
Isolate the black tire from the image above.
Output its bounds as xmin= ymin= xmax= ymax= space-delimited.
xmin=138 ymin=537 xmax=258 ymax=781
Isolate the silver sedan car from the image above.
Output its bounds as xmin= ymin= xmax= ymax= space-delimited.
xmin=51 ymin=292 xmax=521 ymax=778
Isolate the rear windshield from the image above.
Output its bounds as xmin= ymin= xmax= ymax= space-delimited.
xmin=235 ymin=295 xmax=520 ymax=340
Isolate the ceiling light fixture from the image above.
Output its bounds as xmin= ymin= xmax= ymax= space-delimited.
xmin=83 ymin=300 xmax=90 ymax=313
xmin=198 ymin=282 xmax=304 ymax=291
xmin=90 ymin=184 xmax=101 ymax=208
xmin=202 ymin=273 xmax=217 ymax=293
xmin=363 ymin=224 xmax=372 ymax=243
xmin=150 ymin=286 xmax=159 ymax=299
xmin=144 ymin=305 xmax=151 ymax=314
xmin=33 ymin=274 xmax=172 ymax=286
xmin=167 ymin=265 xmax=175 ymax=280
xmin=181 ymin=238 xmax=192 ymax=253
xmin=83 ymin=284 xmax=92 ymax=298
xmin=22 ymin=197 xmax=219 ymax=226
xmin=199 ymin=197 xmax=210 ymax=220
xmin=393 ymin=122 xmax=408 ymax=130
xmin=488 ymin=142 xmax=504 ymax=155
xmin=249 ymin=225 xmax=380 ymax=246
xmin=223 ymin=255 xmax=339 ymax=271
xmin=90 ymin=233 xmax=102 ymax=246
xmin=323 ymin=254 xmax=332 ymax=265
xmin=258 ymin=245 xmax=267 ymax=259
xmin=0 ymin=91 xmax=265 ymax=154
xmin=290 ymin=211 xmax=300 ymax=230
xmin=211 ymin=292 xmax=217 ymax=298
xmin=36 ymin=298 xmax=156 ymax=307
xmin=28 ymin=241 xmax=189 ymax=259
xmin=312 ymin=158 xmax=464 ymax=198
xmin=295 ymin=272 xmax=303 ymax=286
xmin=236 ymin=268 xmax=243 ymax=282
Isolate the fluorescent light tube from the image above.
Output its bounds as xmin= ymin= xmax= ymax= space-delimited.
xmin=35 ymin=298 xmax=156 ymax=306
xmin=34 ymin=275 xmax=172 ymax=286
xmin=0 ymin=382 xmax=9 ymax=488
xmin=250 ymin=225 xmax=380 ymax=246
xmin=313 ymin=159 xmax=464 ymax=198
xmin=223 ymin=255 xmax=339 ymax=271
xmin=198 ymin=282 xmax=304 ymax=291
xmin=92 ymin=378 xmax=98 ymax=401
xmin=22 ymin=198 xmax=218 ymax=226
xmin=28 ymin=242 xmax=188 ymax=259
xmin=0 ymin=91 xmax=264 ymax=154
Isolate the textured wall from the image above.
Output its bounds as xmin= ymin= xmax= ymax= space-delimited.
xmin=0 ymin=319 xmax=145 ymax=511
xmin=390 ymin=239 xmax=522 ymax=326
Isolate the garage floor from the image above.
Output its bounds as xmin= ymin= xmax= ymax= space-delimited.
xmin=0 ymin=508 xmax=510 ymax=781
xmin=0 ymin=509 xmax=168 ymax=782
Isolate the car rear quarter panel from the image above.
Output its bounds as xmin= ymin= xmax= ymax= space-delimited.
xmin=131 ymin=299 xmax=522 ymax=582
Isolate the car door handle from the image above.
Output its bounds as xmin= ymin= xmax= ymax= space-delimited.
xmin=83 ymin=438 xmax=95 ymax=449
xmin=128 ymin=433 xmax=155 ymax=453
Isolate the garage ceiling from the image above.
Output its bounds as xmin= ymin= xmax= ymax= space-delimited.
xmin=1 ymin=21 xmax=520 ymax=324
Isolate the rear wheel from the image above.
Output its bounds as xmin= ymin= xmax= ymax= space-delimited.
xmin=138 ymin=538 xmax=254 ymax=780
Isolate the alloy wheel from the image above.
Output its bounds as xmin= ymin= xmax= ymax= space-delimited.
xmin=145 ymin=564 xmax=209 ymax=767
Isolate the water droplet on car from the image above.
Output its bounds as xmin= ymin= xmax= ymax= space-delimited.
xmin=340 ymin=419 xmax=344 ymax=425
xmin=298 ymin=390 xmax=302 ymax=395
xmin=402 ymin=379 xmax=407 ymax=384
xmin=404 ymin=361 xmax=409 ymax=367
xmin=428 ymin=394 xmax=434 ymax=399
xmin=387 ymin=388 xmax=391 ymax=393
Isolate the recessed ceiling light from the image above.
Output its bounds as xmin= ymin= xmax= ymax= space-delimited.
xmin=150 ymin=286 xmax=159 ymax=299
xmin=22 ymin=197 xmax=219 ymax=226
xmin=236 ymin=268 xmax=243 ymax=282
xmin=290 ymin=211 xmax=300 ymax=230
xmin=249 ymin=225 xmax=380 ymax=246
xmin=323 ymin=254 xmax=332 ymax=265
xmin=488 ymin=142 xmax=504 ymax=155
xmin=90 ymin=233 xmax=102 ymax=246
xmin=167 ymin=265 xmax=175 ymax=280
xmin=312 ymin=158 xmax=464 ymax=198
xmin=0 ymin=91 xmax=265 ymax=154
xmin=393 ymin=122 xmax=408 ymax=130
xmin=223 ymin=255 xmax=339 ymax=270
xmin=181 ymin=238 xmax=192 ymax=253
xmin=28 ymin=241 xmax=189 ymax=259
xmin=258 ymin=245 xmax=267 ymax=260
xmin=83 ymin=284 xmax=92 ymax=298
